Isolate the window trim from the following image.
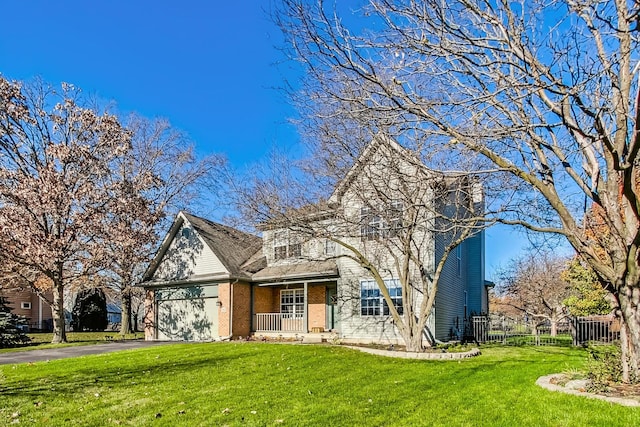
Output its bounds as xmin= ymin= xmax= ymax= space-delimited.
xmin=360 ymin=279 xmax=403 ymax=317
xmin=281 ymin=289 xmax=304 ymax=318
xmin=325 ymin=239 xmax=337 ymax=256
xmin=360 ymin=200 xmax=404 ymax=240
xmin=273 ymin=231 xmax=302 ymax=260
xmin=21 ymin=301 xmax=31 ymax=310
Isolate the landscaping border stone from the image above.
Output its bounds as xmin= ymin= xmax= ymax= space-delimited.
xmin=536 ymin=374 xmax=640 ymax=407
xmin=344 ymin=345 xmax=481 ymax=360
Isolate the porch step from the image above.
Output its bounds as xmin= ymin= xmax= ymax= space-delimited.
xmin=302 ymin=335 xmax=324 ymax=344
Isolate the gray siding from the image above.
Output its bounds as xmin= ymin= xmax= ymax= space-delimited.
xmin=152 ymin=222 xmax=228 ymax=282
xmin=335 ymin=258 xmax=405 ymax=344
xmin=434 ymin=232 xmax=466 ymax=341
xmin=465 ymin=230 xmax=486 ymax=315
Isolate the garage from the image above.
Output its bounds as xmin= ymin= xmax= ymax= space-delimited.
xmin=155 ymin=285 xmax=218 ymax=341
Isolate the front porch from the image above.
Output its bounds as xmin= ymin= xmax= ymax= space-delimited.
xmin=252 ymin=281 xmax=338 ymax=334
xmin=255 ymin=312 xmax=305 ymax=332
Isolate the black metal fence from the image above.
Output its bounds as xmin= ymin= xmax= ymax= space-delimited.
xmin=466 ymin=315 xmax=619 ymax=347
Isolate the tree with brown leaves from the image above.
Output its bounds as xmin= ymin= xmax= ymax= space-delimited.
xmin=0 ymin=77 xmax=130 ymax=343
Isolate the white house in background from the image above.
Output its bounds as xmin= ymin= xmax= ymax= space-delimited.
xmin=141 ymin=136 xmax=488 ymax=344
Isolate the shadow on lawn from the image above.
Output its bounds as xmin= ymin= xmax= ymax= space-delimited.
xmin=0 ymin=346 xmax=251 ymax=398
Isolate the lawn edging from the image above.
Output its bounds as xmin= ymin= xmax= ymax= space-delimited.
xmin=536 ymin=374 xmax=640 ymax=407
xmin=343 ymin=345 xmax=481 ymax=360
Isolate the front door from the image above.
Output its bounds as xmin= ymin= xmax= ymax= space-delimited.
xmin=326 ymin=286 xmax=339 ymax=331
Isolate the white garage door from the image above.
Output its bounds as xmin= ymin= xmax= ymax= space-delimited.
xmin=156 ymin=285 xmax=219 ymax=341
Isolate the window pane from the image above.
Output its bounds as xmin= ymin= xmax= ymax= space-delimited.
xmin=274 ymin=245 xmax=287 ymax=260
xmin=360 ymin=280 xmax=382 ymax=316
xmin=325 ymin=240 xmax=336 ymax=256
xmin=289 ymin=243 xmax=301 ymax=258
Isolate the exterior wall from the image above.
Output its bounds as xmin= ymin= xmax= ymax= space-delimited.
xmin=218 ymin=283 xmax=231 ymax=336
xmin=232 ymin=282 xmax=251 ymax=337
xmin=144 ymin=289 xmax=155 ymax=340
xmin=1 ymin=288 xmax=53 ymax=330
xmin=308 ymin=285 xmax=326 ymax=331
xmin=335 ymin=258 xmax=405 ymax=344
xmin=434 ymin=230 xmax=466 ymax=342
xmin=253 ymin=286 xmax=277 ymax=313
xmin=152 ymin=221 xmax=228 ymax=282
xmin=465 ymin=230 xmax=486 ymax=315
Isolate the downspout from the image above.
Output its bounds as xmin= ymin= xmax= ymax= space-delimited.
xmin=38 ymin=296 xmax=43 ymax=330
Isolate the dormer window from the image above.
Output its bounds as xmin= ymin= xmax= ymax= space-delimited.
xmin=325 ymin=239 xmax=337 ymax=256
xmin=273 ymin=231 xmax=302 ymax=260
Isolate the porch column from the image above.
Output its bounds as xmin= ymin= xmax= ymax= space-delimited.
xmin=303 ymin=282 xmax=309 ymax=333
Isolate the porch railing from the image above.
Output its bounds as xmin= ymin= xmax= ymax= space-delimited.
xmin=255 ymin=313 xmax=304 ymax=332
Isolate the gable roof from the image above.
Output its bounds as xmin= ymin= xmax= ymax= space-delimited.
xmin=328 ymin=133 xmax=430 ymax=204
xmin=181 ymin=213 xmax=263 ymax=277
xmin=142 ymin=211 xmax=262 ymax=282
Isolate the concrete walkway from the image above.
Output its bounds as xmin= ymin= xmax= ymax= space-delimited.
xmin=0 ymin=341 xmax=171 ymax=365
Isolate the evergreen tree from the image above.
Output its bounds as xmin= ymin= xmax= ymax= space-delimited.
xmin=72 ymin=288 xmax=108 ymax=332
xmin=0 ymin=296 xmax=30 ymax=348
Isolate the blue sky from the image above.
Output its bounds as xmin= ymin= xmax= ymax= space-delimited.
xmin=0 ymin=1 xmax=530 ymax=278
xmin=0 ymin=1 xmax=297 ymax=166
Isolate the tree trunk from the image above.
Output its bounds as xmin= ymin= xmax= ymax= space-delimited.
xmin=400 ymin=321 xmax=436 ymax=352
xmin=120 ymin=289 xmax=132 ymax=336
xmin=404 ymin=329 xmax=424 ymax=352
xmin=618 ymin=285 xmax=640 ymax=383
xmin=51 ymin=280 xmax=67 ymax=343
xmin=550 ymin=320 xmax=558 ymax=337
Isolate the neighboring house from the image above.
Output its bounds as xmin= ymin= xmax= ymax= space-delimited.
xmin=141 ymin=136 xmax=488 ymax=344
xmin=0 ymin=286 xmax=53 ymax=331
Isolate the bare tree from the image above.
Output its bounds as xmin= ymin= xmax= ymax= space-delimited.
xmin=0 ymin=77 xmax=130 ymax=343
xmin=497 ymin=252 xmax=572 ymax=336
xmin=235 ymin=136 xmax=484 ymax=351
xmin=102 ymin=115 xmax=222 ymax=336
xmin=275 ymin=0 xmax=640 ymax=381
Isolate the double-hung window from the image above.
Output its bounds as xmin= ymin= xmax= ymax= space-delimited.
xmin=388 ymin=200 xmax=404 ymax=237
xmin=273 ymin=231 xmax=302 ymax=260
xmin=274 ymin=231 xmax=288 ymax=260
xmin=325 ymin=239 xmax=337 ymax=256
xmin=360 ymin=279 xmax=403 ymax=316
xmin=361 ymin=200 xmax=403 ymax=240
xmin=360 ymin=207 xmax=382 ymax=240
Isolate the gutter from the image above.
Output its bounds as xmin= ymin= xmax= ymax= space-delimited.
xmin=138 ymin=273 xmax=252 ymax=288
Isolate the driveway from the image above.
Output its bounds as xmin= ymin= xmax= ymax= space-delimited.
xmin=0 ymin=341 xmax=172 ymax=365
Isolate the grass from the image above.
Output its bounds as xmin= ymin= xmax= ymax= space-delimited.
xmin=0 ymin=332 xmax=144 ymax=354
xmin=1 ymin=343 xmax=638 ymax=426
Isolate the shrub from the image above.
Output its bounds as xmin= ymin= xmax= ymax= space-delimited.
xmin=586 ymin=344 xmax=623 ymax=390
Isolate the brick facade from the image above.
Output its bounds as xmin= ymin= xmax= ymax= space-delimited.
xmin=218 ymin=282 xmax=230 ymax=336
xmin=231 ymin=282 xmax=251 ymax=337
xmin=308 ymin=285 xmax=326 ymax=331
xmin=253 ymin=286 xmax=277 ymax=313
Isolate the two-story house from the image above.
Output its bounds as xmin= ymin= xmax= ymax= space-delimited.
xmin=141 ymin=136 xmax=488 ymax=346
xmin=1 ymin=285 xmax=53 ymax=331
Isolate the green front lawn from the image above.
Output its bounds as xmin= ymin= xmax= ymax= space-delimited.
xmin=1 ymin=343 xmax=637 ymax=426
